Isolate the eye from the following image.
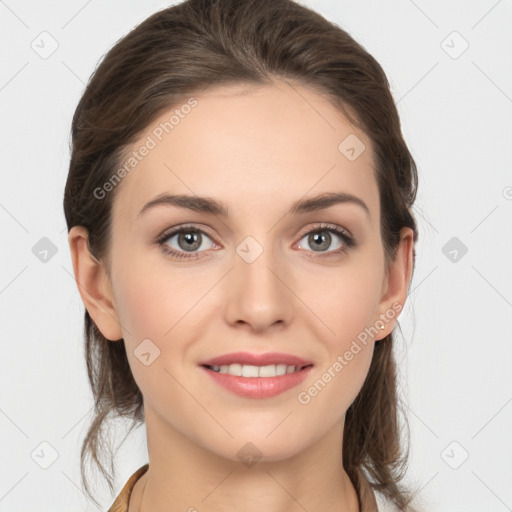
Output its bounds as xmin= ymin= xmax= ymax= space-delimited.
xmin=296 ymin=223 xmax=355 ymax=258
xmin=156 ymin=225 xmax=217 ymax=260
xmin=156 ymin=222 xmax=356 ymax=261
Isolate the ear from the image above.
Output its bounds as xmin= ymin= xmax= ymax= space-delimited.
xmin=374 ymin=227 xmax=415 ymax=341
xmin=67 ymin=226 xmax=123 ymax=341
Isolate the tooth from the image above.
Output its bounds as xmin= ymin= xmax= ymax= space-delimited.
xmin=211 ymin=363 xmax=301 ymax=377
xmin=227 ymin=363 xmax=242 ymax=376
xmin=258 ymin=364 xmax=276 ymax=377
xmin=276 ymin=364 xmax=287 ymax=376
xmin=241 ymin=365 xmax=259 ymax=377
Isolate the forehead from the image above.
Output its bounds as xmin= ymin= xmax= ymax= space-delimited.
xmin=111 ymin=80 xmax=378 ymax=224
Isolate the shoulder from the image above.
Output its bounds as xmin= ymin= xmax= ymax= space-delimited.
xmin=107 ymin=464 xmax=149 ymax=512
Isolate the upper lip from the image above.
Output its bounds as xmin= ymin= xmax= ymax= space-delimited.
xmin=200 ymin=351 xmax=313 ymax=368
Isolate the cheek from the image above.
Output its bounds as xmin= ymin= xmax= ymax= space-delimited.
xmin=297 ymin=267 xmax=382 ymax=416
xmin=110 ymin=250 xmax=218 ymax=374
xmin=296 ymin=341 xmax=374 ymax=437
xmin=112 ymin=269 xmax=160 ymax=339
xmin=109 ymin=259 xmax=191 ymax=408
xmin=307 ymin=257 xmax=385 ymax=345
xmin=111 ymin=245 xmax=201 ymax=336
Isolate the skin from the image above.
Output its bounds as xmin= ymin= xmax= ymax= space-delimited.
xmin=68 ymin=79 xmax=414 ymax=512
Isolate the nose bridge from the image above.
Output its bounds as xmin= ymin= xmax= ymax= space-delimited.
xmin=226 ymin=232 xmax=293 ymax=330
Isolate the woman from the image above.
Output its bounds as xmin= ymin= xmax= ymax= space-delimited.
xmin=64 ymin=0 xmax=420 ymax=510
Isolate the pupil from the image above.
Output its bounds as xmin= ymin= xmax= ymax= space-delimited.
xmin=180 ymin=231 xmax=200 ymax=251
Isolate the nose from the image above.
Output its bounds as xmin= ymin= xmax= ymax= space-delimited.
xmin=224 ymin=238 xmax=294 ymax=333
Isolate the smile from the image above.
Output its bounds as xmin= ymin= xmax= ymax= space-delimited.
xmin=199 ymin=352 xmax=314 ymax=399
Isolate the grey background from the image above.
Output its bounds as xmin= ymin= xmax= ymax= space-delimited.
xmin=1 ymin=0 xmax=511 ymax=510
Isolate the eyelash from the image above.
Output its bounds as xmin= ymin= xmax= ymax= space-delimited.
xmin=155 ymin=223 xmax=356 ymax=261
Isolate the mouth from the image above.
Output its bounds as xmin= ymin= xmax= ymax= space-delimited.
xmin=198 ymin=352 xmax=314 ymax=399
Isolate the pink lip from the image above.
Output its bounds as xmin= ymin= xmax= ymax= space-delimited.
xmin=199 ymin=351 xmax=314 ymax=399
xmin=200 ymin=351 xmax=312 ymax=367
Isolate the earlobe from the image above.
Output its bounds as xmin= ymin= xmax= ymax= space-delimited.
xmin=67 ymin=226 xmax=124 ymax=341
xmin=375 ymin=227 xmax=415 ymax=340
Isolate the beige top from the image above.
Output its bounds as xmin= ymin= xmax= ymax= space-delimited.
xmin=107 ymin=463 xmax=380 ymax=512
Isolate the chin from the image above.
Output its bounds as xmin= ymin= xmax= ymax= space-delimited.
xmin=200 ymin=429 xmax=311 ymax=465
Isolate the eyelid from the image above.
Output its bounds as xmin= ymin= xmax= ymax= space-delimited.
xmin=296 ymin=222 xmax=353 ymax=241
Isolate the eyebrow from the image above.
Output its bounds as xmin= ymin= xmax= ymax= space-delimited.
xmin=138 ymin=191 xmax=370 ymax=219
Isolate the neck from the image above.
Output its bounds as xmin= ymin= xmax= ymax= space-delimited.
xmin=129 ymin=407 xmax=361 ymax=512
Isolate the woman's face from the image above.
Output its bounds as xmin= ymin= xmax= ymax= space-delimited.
xmin=84 ymin=80 xmax=410 ymax=462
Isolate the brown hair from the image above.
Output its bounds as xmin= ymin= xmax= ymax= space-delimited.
xmin=63 ymin=0 xmax=419 ymax=509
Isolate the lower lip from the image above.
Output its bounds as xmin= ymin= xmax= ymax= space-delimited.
xmin=200 ymin=365 xmax=313 ymax=399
